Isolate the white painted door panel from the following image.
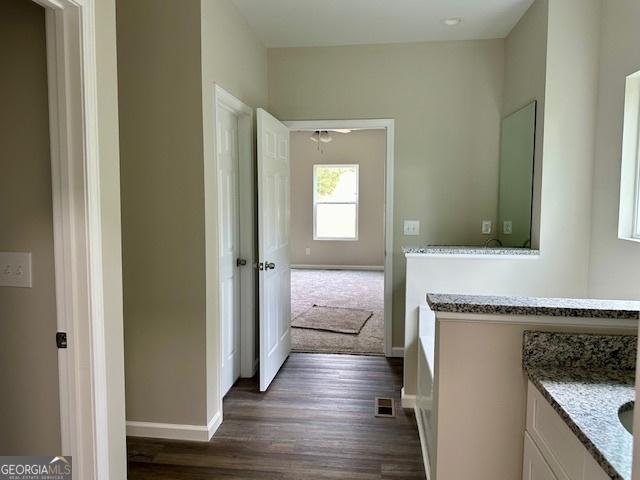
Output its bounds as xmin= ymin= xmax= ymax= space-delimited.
xmin=218 ymin=106 xmax=241 ymax=396
xmin=257 ymin=108 xmax=291 ymax=392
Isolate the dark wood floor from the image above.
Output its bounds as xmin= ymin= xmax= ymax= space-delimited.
xmin=127 ymin=353 xmax=425 ymax=479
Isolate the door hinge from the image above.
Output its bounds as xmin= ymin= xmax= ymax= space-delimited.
xmin=236 ymin=258 xmax=247 ymax=267
xmin=56 ymin=332 xmax=68 ymax=349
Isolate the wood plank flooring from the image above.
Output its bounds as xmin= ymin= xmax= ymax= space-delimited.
xmin=127 ymin=353 xmax=425 ymax=479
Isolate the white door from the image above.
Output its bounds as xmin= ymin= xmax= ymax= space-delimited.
xmin=257 ymin=108 xmax=291 ymax=392
xmin=218 ymin=106 xmax=241 ymax=396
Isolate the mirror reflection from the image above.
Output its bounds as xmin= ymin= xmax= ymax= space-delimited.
xmin=497 ymin=101 xmax=536 ymax=248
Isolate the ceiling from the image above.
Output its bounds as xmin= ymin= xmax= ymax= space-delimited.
xmin=230 ymin=0 xmax=535 ymax=48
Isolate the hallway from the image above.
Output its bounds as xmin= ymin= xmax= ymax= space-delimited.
xmin=127 ymin=353 xmax=425 ymax=479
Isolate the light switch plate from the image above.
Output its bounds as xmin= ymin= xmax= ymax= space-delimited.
xmin=503 ymin=221 xmax=513 ymax=235
xmin=482 ymin=220 xmax=492 ymax=235
xmin=404 ymin=220 xmax=420 ymax=236
xmin=0 ymin=252 xmax=32 ymax=288
xmin=305 ymin=247 xmax=311 ymax=255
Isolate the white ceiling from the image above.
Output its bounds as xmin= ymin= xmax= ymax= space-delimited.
xmin=231 ymin=0 xmax=535 ymax=48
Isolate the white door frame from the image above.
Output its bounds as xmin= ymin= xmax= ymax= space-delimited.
xmin=35 ymin=0 xmax=111 ymax=478
xmin=214 ymin=85 xmax=257 ymax=382
xmin=284 ymin=119 xmax=396 ymax=358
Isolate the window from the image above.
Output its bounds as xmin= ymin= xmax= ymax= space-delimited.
xmin=618 ymin=70 xmax=640 ymax=242
xmin=313 ymin=164 xmax=359 ymax=240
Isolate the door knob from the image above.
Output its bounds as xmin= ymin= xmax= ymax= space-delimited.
xmin=264 ymin=262 xmax=276 ymax=270
xmin=236 ymin=258 xmax=247 ymax=267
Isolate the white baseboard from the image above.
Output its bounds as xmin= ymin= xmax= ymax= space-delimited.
xmin=401 ymin=387 xmax=416 ymax=409
xmin=390 ymin=347 xmax=404 ymax=358
xmin=127 ymin=411 xmax=221 ymax=442
xmin=291 ymin=264 xmax=384 ymax=271
xmin=415 ymin=403 xmax=432 ymax=480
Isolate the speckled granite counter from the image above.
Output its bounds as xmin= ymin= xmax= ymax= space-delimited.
xmin=403 ymin=245 xmax=540 ymax=255
xmin=523 ymin=332 xmax=637 ymax=480
xmin=426 ymin=293 xmax=640 ymax=319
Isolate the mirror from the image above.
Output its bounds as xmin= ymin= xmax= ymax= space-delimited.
xmin=497 ymin=101 xmax=536 ymax=248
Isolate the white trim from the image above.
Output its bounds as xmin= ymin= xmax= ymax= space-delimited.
xmin=41 ymin=0 xmax=111 ymax=477
xmin=214 ymin=85 xmax=256 ymax=382
xmin=618 ymin=70 xmax=640 ymax=242
xmin=285 ymin=119 xmax=395 ymax=357
xmin=401 ymin=387 xmax=416 ymax=409
xmin=126 ymin=412 xmax=221 ymax=442
xmin=434 ymin=311 xmax=638 ymax=329
xmin=415 ymin=406 xmax=433 ymax=480
xmin=312 ymin=164 xmax=359 ymax=241
xmin=391 ymin=347 xmax=404 ymax=358
xmin=291 ymin=264 xmax=384 ymax=271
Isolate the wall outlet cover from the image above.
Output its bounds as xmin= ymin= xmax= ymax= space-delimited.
xmin=0 ymin=252 xmax=32 ymax=288
xmin=503 ymin=221 xmax=513 ymax=235
xmin=482 ymin=220 xmax=492 ymax=235
xmin=404 ymin=220 xmax=420 ymax=236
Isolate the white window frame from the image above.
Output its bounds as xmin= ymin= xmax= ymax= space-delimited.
xmin=312 ymin=164 xmax=360 ymax=241
xmin=618 ymin=70 xmax=640 ymax=243
xmin=633 ymin=112 xmax=640 ymax=240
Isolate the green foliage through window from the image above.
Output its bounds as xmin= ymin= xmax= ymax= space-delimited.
xmin=316 ymin=167 xmax=351 ymax=196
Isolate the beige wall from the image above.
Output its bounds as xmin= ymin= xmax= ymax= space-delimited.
xmin=200 ymin=0 xmax=268 ymax=424
xmin=290 ymin=130 xmax=385 ymax=267
xmin=0 ymin=0 xmax=60 ymax=454
xmin=588 ymin=0 xmax=640 ymax=301
xmin=118 ymin=0 xmax=208 ymax=426
xmin=268 ymin=39 xmax=505 ymax=347
xmin=118 ymin=0 xmax=268 ymax=428
xmin=96 ymin=0 xmax=128 ymax=474
xmin=502 ymin=0 xmax=548 ymax=248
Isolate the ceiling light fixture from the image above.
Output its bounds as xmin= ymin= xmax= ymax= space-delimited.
xmin=443 ymin=17 xmax=462 ymax=26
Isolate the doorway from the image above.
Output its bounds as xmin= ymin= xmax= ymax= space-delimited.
xmin=286 ymin=120 xmax=395 ymax=357
xmin=288 ymin=129 xmax=387 ymax=355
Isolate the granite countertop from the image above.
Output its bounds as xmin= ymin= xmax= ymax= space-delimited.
xmin=523 ymin=332 xmax=637 ymax=480
xmin=426 ymin=293 xmax=640 ymax=319
xmin=527 ymin=368 xmax=634 ymax=479
xmin=403 ymin=245 xmax=540 ymax=256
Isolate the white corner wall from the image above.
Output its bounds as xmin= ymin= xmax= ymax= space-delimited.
xmin=587 ymin=0 xmax=640 ymax=301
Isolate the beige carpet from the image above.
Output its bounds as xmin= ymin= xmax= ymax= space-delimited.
xmin=290 ymin=269 xmax=384 ymax=355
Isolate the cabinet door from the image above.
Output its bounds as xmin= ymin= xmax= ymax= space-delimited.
xmin=523 ymin=432 xmax=558 ymax=480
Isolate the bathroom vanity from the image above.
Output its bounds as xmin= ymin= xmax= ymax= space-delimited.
xmin=522 ymin=332 xmax=635 ymax=480
xmin=413 ymin=293 xmax=640 ymax=480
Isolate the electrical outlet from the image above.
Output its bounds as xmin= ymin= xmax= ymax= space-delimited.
xmin=481 ymin=220 xmax=492 ymax=235
xmin=0 ymin=252 xmax=32 ymax=288
xmin=305 ymin=247 xmax=311 ymax=256
xmin=503 ymin=221 xmax=513 ymax=235
xmin=404 ymin=220 xmax=420 ymax=236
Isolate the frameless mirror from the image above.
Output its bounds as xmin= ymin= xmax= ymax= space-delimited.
xmin=497 ymin=101 xmax=536 ymax=248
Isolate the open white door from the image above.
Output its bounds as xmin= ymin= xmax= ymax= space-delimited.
xmin=257 ymin=108 xmax=291 ymax=392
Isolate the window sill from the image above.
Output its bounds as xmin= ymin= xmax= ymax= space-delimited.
xmin=314 ymin=237 xmax=359 ymax=242
xmin=618 ymin=235 xmax=640 ymax=244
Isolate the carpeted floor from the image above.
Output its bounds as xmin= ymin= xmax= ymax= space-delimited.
xmin=290 ymin=269 xmax=384 ymax=355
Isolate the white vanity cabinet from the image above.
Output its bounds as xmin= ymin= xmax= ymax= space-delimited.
xmin=523 ymin=381 xmax=610 ymax=480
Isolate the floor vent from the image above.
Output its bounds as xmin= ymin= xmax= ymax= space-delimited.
xmin=374 ymin=397 xmax=396 ymax=418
